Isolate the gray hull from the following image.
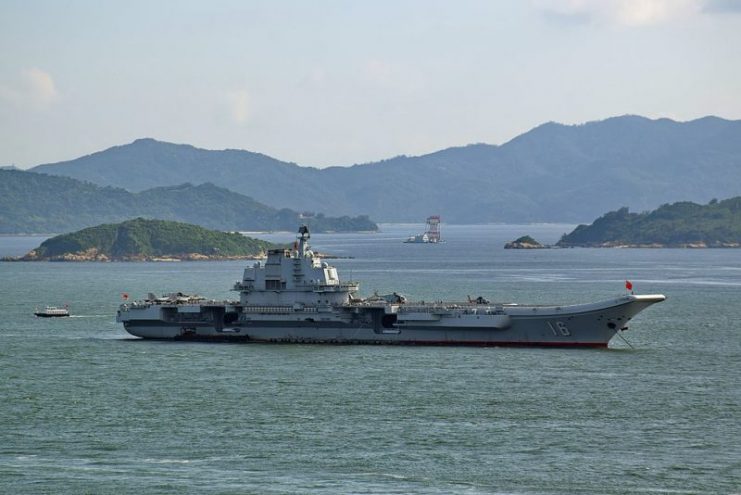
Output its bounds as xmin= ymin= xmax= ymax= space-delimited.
xmin=118 ymin=295 xmax=664 ymax=348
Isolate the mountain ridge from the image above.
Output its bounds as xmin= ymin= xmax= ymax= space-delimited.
xmin=0 ymin=169 xmax=377 ymax=234
xmin=29 ymin=115 xmax=741 ymax=223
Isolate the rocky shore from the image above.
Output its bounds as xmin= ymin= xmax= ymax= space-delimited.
xmin=2 ymin=247 xmax=268 ymax=262
xmin=2 ymin=247 xmax=347 ymax=262
xmin=560 ymin=241 xmax=741 ymax=248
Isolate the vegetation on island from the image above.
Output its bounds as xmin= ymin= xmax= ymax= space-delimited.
xmin=557 ymin=197 xmax=741 ymax=247
xmin=0 ymin=170 xmax=378 ymax=234
xmin=13 ymin=218 xmax=279 ymax=261
xmin=504 ymin=235 xmax=546 ymax=249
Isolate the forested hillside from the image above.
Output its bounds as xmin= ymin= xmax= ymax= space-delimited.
xmin=557 ymin=198 xmax=741 ymax=247
xmin=0 ymin=170 xmax=377 ymax=234
xmin=18 ymin=218 xmax=278 ymax=261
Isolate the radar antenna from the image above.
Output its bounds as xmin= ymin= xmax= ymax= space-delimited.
xmin=297 ymin=225 xmax=311 ymax=255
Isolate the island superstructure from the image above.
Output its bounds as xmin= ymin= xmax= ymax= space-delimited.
xmin=117 ymin=226 xmax=665 ymax=347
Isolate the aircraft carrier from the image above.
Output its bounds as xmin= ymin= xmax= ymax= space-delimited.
xmin=117 ymin=226 xmax=665 ymax=347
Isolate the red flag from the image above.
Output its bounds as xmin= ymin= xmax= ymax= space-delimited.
xmin=122 ymin=293 xmax=129 ymax=301
xmin=625 ymin=280 xmax=633 ymax=291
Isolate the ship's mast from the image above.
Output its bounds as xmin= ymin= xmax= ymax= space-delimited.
xmin=297 ymin=225 xmax=310 ymax=256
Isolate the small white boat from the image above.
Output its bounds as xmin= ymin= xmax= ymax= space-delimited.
xmin=34 ymin=305 xmax=70 ymax=318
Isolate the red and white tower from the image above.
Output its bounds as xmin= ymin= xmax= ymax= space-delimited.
xmin=425 ymin=216 xmax=441 ymax=243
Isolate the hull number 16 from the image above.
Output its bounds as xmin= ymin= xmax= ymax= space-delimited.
xmin=547 ymin=321 xmax=571 ymax=336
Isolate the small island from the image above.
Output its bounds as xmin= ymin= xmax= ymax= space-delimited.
xmin=557 ymin=197 xmax=741 ymax=248
xmin=504 ymin=235 xmax=548 ymax=249
xmin=5 ymin=218 xmax=279 ymax=261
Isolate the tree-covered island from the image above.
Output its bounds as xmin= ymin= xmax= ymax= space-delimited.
xmin=504 ymin=236 xmax=548 ymax=249
xmin=7 ymin=218 xmax=280 ymax=261
xmin=557 ymin=197 xmax=741 ymax=248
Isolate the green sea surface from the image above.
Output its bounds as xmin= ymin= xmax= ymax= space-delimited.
xmin=1 ymin=225 xmax=739 ymax=494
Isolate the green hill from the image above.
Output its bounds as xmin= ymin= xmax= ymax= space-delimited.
xmin=17 ymin=218 xmax=278 ymax=261
xmin=0 ymin=170 xmax=377 ymax=234
xmin=504 ymin=235 xmax=546 ymax=249
xmin=557 ymin=198 xmax=741 ymax=247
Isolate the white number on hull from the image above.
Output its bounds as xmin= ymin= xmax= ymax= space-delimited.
xmin=548 ymin=321 xmax=571 ymax=336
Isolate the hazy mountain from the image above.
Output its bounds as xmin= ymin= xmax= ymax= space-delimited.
xmin=32 ymin=138 xmax=333 ymax=213
xmin=0 ymin=170 xmax=376 ymax=234
xmin=31 ymin=116 xmax=741 ymax=222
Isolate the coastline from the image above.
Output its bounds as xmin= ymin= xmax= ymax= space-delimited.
xmin=559 ymin=242 xmax=741 ymax=248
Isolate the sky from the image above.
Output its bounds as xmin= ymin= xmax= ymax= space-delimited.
xmin=1 ymin=0 xmax=741 ymax=168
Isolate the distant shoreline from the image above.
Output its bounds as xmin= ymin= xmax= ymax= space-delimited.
xmin=559 ymin=243 xmax=741 ymax=249
xmin=1 ymin=224 xmax=579 ymax=236
xmin=1 ymin=250 xmax=349 ymax=263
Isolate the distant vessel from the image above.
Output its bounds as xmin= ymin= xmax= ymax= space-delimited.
xmin=117 ymin=225 xmax=665 ymax=348
xmin=405 ymin=216 xmax=443 ymax=243
xmin=34 ymin=305 xmax=69 ymax=318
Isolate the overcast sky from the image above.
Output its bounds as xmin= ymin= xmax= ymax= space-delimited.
xmin=2 ymin=0 xmax=740 ymax=168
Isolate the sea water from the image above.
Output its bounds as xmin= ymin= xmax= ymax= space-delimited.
xmin=1 ymin=224 xmax=739 ymax=494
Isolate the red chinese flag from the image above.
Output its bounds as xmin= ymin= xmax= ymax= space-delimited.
xmin=625 ymin=280 xmax=633 ymax=291
xmin=122 ymin=292 xmax=129 ymax=300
